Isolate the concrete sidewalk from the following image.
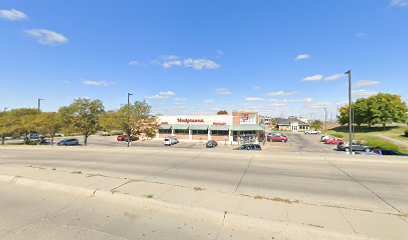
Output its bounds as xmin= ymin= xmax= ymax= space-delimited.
xmin=1 ymin=165 xmax=407 ymax=239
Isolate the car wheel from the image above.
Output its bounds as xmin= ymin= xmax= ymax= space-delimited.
xmin=281 ymin=140 xmax=285 ymax=143
xmin=345 ymin=148 xmax=350 ymax=152
xmin=365 ymin=148 xmax=371 ymax=152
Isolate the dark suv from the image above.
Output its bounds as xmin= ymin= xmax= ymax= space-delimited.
xmin=337 ymin=142 xmax=372 ymax=152
xmin=235 ymin=144 xmax=262 ymax=151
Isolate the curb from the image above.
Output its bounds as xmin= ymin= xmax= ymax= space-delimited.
xmin=0 ymin=174 xmax=369 ymax=240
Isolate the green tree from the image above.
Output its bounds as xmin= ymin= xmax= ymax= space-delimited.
xmin=33 ymin=112 xmax=64 ymax=145
xmin=368 ymin=93 xmax=408 ymax=129
xmin=337 ymin=104 xmax=350 ymax=125
xmin=0 ymin=108 xmax=39 ymax=144
xmin=59 ymin=98 xmax=105 ymax=146
xmin=310 ymin=120 xmax=323 ymax=130
xmin=101 ymin=101 xmax=158 ymax=147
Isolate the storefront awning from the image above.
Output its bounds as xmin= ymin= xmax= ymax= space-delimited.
xmin=172 ymin=124 xmax=189 ymax=130
xmin=209 ymin=125 xmax=229 ymax=131
xmin=189 ymin=124 xmax=208 ymax=130
xmin=159 ymin=124 xmax=172 ymax=130
xmin=231 ymin=124 xmax=264 ymax=131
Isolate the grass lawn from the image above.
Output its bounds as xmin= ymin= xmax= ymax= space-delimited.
xmin=323 ymin=125 xmax=408 ymax=154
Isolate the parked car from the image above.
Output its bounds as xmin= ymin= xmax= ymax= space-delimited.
xmin=268 ymin=132 xmax=283 ymax=137
xmin=267 ymin=135 xmax=288 ymax=142
xmin=235 ymin=144 xmax=262 ymax=150
xmin=305 ymin=130 xmax=321 ymax=135
xmin=321 ymin=135 xmax=333 ymax=142
xmin=206 ymin=140 xmax=218 ymax=148
xmin=57 ymin=138 xmax=80 ymax=146
xmin=117 ymin=135 xmax=139 ymax=141
xmin=360 ymin=149 xmax=408 ymax=156
xmin=325 ymin=138 xmax=344 ymax=145
xmin=337 ymin=142 xmax=373 ymax=152
xmin=164 ymin=136 xmax=179 ymax=146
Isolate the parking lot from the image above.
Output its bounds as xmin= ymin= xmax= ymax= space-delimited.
xmin=49 ymin=132 xmax=342 ymax=154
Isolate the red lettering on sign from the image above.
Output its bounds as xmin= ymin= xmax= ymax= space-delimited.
xmin=177 ymin=118 xmax=204 ymax=123
xmin=161 ymin=122 xmax=169 ymax=125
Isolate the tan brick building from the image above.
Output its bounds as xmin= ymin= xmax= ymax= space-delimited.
xmin=156 ymin=111 xmax=264 ymax=144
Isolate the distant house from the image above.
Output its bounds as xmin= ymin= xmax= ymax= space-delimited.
xmin=276 ymin=116 xmax=310 ymax=132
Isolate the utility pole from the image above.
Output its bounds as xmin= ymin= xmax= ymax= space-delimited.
xmin=324 ymin=107 xmax=327 ymax=131
xmin=37 ymin=98 xmax=44 ymax=111
xmin=127 ymin=93 xmax=133 ymax=147
xmin=345 ymin=70 xmax=353 ymax=154
xmin=3 ymin=108 xmax=7 ymax=112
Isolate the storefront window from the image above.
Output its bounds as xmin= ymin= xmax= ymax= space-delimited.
xmin=159 ymin=129 xmax=171 ymax=134
xmin=192 ymin=130 xmax=208 ymax=135
xmin=174 ymin=129 xmax=189 ymax=134
xmin=211 ymin=130 xmax=229 ymax=136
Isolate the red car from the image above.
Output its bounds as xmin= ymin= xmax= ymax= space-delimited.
xmin=117 ymin=135 xmax=138 ymax=141
xmin=267 ymin=135 xmax=288 ymax=142
xmin=325 ymin=138 xmax=344 ymax=145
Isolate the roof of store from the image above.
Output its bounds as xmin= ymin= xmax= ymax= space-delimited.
xmin=231 ymin=124 xmax=264 ymax=131
xmin=172 ymin=124 xmax=190 ymax=130
xmin=189 ymin=125 xmax=209 ymax=130
xmin=159 ymin=124 xmax=173 ymax=130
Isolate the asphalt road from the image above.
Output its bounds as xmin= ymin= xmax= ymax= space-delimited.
xmin=0 ymin=146 xmax=407 ymax=216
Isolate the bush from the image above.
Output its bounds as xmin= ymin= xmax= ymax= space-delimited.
xmin=405 ymin=129 xmax=408 ymax=137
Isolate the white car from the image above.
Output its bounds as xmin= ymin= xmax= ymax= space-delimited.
xmin=320 ymin=135 xmax=333 ymax=142
xmin=305 ymin=130 xmax=321 ymax=135
xmin=164 ymin=136 xmax=179 ymax=146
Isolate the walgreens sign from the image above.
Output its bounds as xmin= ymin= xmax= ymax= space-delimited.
xmin=177 ymin=118 xmax=204 ymax=123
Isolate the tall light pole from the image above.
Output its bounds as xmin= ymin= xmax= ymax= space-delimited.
xmin=323 ymin=107 xmax=327 ymax=131
xmin=37 ymin=98 xmax=44 ymax=111
xmin=3 ymin=108 xmax=7 ymax=112
xmin=345 ymin=70 xmax=353 ymax=153
xmin=127 ymin=93 xmax=133 ymax=147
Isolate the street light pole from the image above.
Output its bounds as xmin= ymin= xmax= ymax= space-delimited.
xmin=324 ymin=107 xmax=327 ymax=131
xmin=345 ymin=70 xmax=353 ymax=154
xmin=127 ymin=93 xmax=133 ymax=147
xmin=3 ymin=108 xmax=7 ymax=112
xmin=37 ymin=98 xmax=44 ymax=111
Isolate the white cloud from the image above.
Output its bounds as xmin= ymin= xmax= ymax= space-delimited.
xmin=82 ymin=80 xmax=116 ymax=87
xmin=154 ymin=56 xmax=220 ymax=70
xmin=174 ymin=98 xmax=187 ymax=101
xmin=128 ymin=60 xmax=144 ymax=66
xmin=215 ymin=88 xmax=231 ymax=95
xmin=245 ymin=97 xmax=264 ymax=102
xmin=300 ymin=97 xmax=314 ymax=103
xmin=324 ymin=74 xmax=343 ymax=81
xmin=0 ymin=9 xmax=27 ymax=21
xmin=356 ymin=32 xmax=366 ymax=37
xmin=146 ymin=91 xmax=176 ymax=100
xmin=302 ymin=74 xmax=324 ymax=81
xmin=183 ymin=58 xmax=220 ymax=70
xmin=159 ymin=91 xmax=176 ymax=96
xmin=390 ymin=0 xmax=408 ymax=7
xmin=352 ymin=89 xmax=378 ymax=97
xmin=354 ymin=80 xmax=380 ymax=87
xmin=267 ymin=91 xmax=298 ymax=96
xmin=162 ymin=60 xmax=182 ymax=69
xmin=203 ymin=99 xmax=215 ymax=104
xmin=216 ymin=49 xmax=224 ymax=57
xmin=25 ymin=29 xmax=68 ymax=45
xmin=160 ymin=55 xmax=180 ymax=60
xmin=295 ymin=54 xmax=310 ymax=61
xmin=146 ymin=95 xmax=165 ymax=100
xmin=253 ymin=86 xmax=261 ymax=90
xmin=271 ymin=103 xmax=289 ymax=107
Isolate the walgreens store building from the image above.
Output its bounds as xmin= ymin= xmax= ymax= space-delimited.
xmin=156 ymin=111 xmax=265 ymax=144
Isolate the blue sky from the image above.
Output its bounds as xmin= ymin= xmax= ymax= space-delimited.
xmin=1 ymin=0 xmax=408 ymax=120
